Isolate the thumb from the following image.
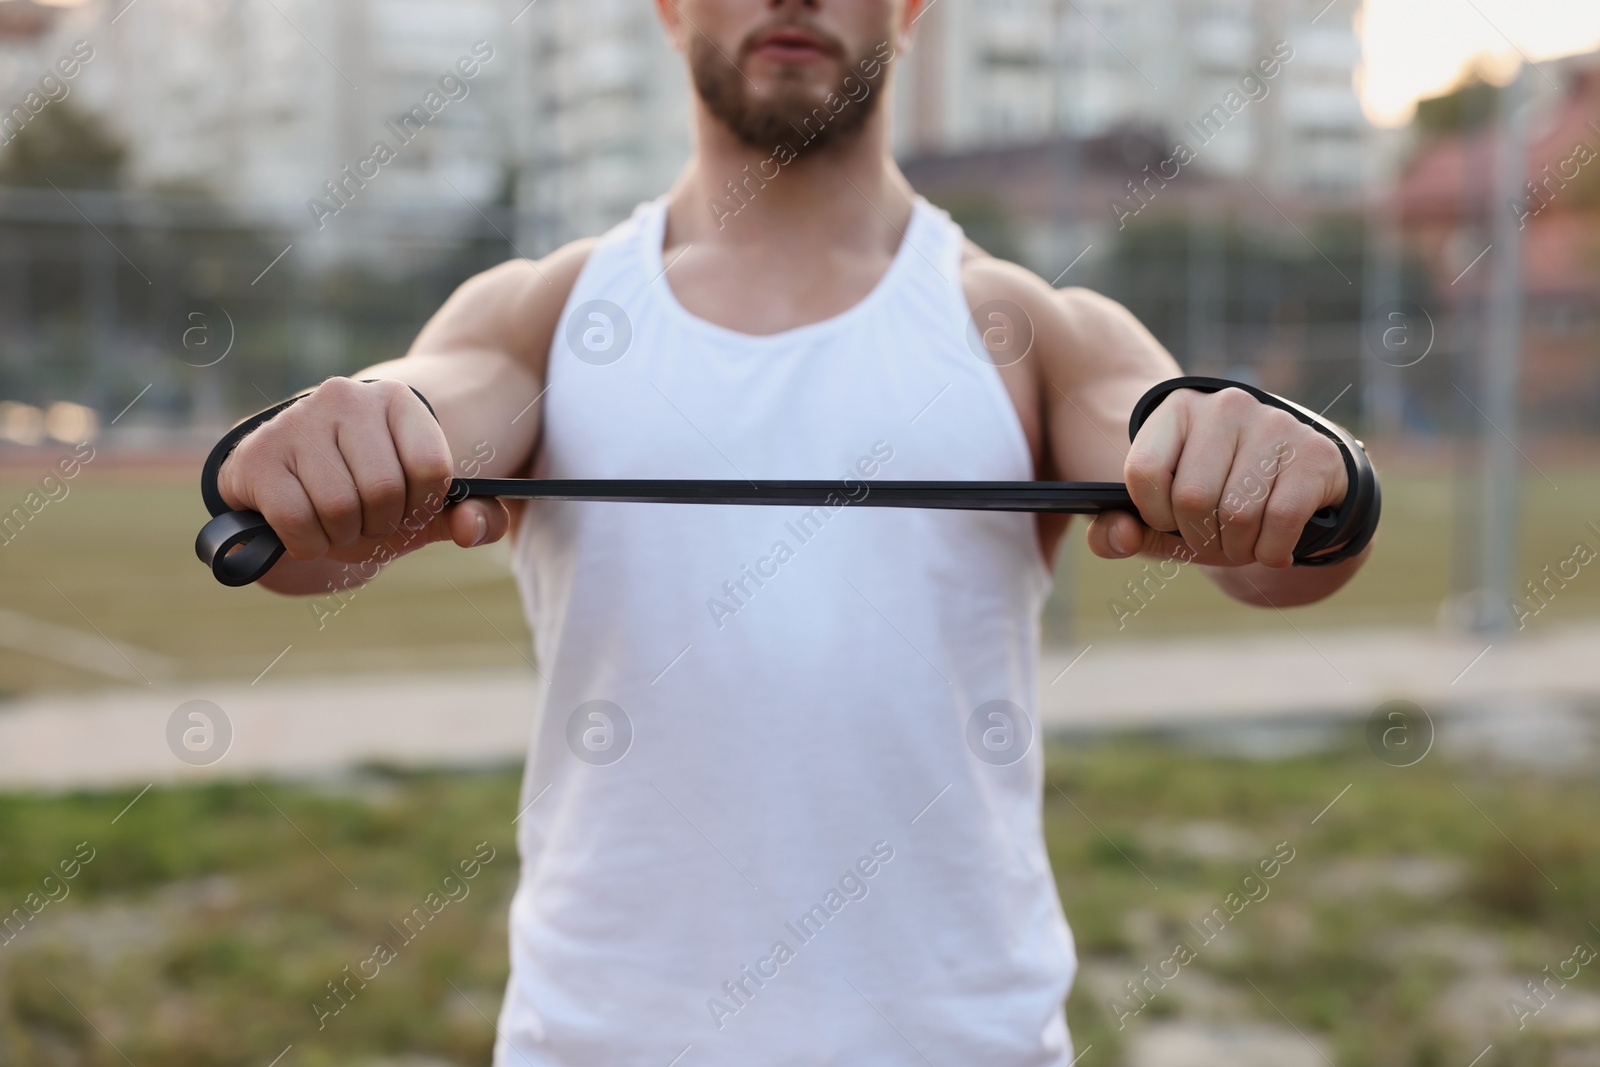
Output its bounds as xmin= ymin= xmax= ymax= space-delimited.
xmin=1086 ymin=511 xmax=1147 ymax=559
xmin=397 ymin=498 xmax=510 ymax=552
xmin=1086 ymin=510 xmax=1194 ymax=562
xmin=438 ymin=498 xmax=511 ymax=549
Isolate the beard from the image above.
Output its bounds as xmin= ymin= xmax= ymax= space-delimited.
xmin=689 ymin=26 xmax=888 ymax=154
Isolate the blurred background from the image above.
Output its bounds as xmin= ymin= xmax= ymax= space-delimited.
xmin=0 ymin=0 xmax=1597 ymax=1064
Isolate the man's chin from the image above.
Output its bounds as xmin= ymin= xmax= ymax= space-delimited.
xmin=691 ymin=35 xmax=880 ymax=152
xmin=753 ymin=90 xmax=831 ymax=123
xmin=747 ymin=68 xmax=836 ymax=108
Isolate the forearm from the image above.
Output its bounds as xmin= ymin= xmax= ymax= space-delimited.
xmin=356 ymin=350 xmax=542 ymax=479
xmin=1206 ymin=537 xmax=1375 ymax=608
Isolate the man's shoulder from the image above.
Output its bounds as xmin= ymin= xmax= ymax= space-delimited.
xmin=956 ymin=240 xmax=1142 ymax=378
xmin=957 ymin=239 xmax=1048 ymax=301
xmin=460 ymin=237 xmax=601 ymax=311
xmin=433 ymin=238 xmax=601 ymax=361
xmin=956 ymin=239 xmax=1125 ymax=326
xmin=404 ymin=237 xmax=602 ymax=375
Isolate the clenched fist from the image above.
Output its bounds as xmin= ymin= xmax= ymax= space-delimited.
xmin=216 ymin=377 xmax=509 ymax=572
xmin=1086 ymin=386 xmax=1348 ymax=569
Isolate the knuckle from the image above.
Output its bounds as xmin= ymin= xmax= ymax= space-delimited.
xmin=242 ymin=416 xmax=292 ymax=457
xmin=1220 ymin=490 xmax=1257 ymax=521
xmin=1304 ymin=433 xmax=1341 ymax=469
xmin=1262 ymin=408 xmax=1297 ymax=436
xmin=221 ymin=433 xmax=282 ymax=495
xmin=315 ymin=375 xmax=359 ymax=402
xmin=319 ymin=487 xmax=363 ymax=528
xmin=1170 ymin=482 xmax=1212 ymax=514
xmin=1192 ymin=514 xmax=1224 ymax=549
xmin=373 ymin=378 xmax=412 ymax=406
xmin=364 ymin=473 xmax=408 ymax=507
xmin=1216 ymin=387 xmax=1256 ymax=415
xmin=279 ymin=510 xmax=319 ymax=543
xmin=1263 ymin=495 xmax=1304 ymax=532
xmin=408 ymin=449 xmax=454 ymax=486
xmin=1123 ymin=450 xmax=1165 ymax=482
xmin=265 ymin=505 xmax=324 ymax=558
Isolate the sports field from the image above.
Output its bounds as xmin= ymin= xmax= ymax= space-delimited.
xmin=2 ymin=730 xmax=1597 ymax=1065
xmin=1 ymin=462 xmax=1597 ymax=697
xmin=1 ymin=459 xmax=1597 ymax=1065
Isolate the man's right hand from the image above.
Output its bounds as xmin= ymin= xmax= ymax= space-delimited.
xmin=215 ymin=377 xmax=510 ymax=576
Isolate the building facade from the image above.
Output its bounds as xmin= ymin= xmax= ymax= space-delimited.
xmin=2 ymin=0 xmax=1367 ymax=259
xmin=893 ymin=0 xmax=1368 ymax=196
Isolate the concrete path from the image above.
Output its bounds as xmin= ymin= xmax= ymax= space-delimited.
xmin=1036 ymin=620 xmax=1600 ymax=730
xmin=1 ymin=621 xmax=1595 ymax=792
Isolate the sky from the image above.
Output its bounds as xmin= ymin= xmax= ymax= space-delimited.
xmin=1360 ymin=0 xmax=1600 ymax=125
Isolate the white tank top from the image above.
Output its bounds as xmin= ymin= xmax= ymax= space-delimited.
xmin=499 ymin=195 xmax=1076 ymax=1066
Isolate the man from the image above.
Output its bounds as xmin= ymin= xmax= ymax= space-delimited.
xmin=216 ymin=0 xmax=1372 ymax=1062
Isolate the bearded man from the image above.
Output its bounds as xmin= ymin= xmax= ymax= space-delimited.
xmin=212 ymin=1 xmax=1373 ymax=1062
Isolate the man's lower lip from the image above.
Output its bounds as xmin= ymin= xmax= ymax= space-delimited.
xmin=752 ymin=42 xmax=830 ymax=62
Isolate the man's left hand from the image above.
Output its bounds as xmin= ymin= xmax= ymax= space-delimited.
xmin=1086 ymin=386 xmax=1348 ymax=569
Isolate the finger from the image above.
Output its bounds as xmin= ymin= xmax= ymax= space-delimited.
xmin=1254 ymin=433 xmax=1347 ymax=567
xmin=251 ymin=469 xmax=329 ymax=561
xmin=1253 ymin=459 xmax=1325 ymax=568
xmin=384 ymin=383 xmax=455 ymax=539
xmin=1168 ymin=414 xmax=1237 ymax=557
xmin=444 ymin=498 xmax=511 ymax=548
xmin=1122 ymin=394 xmax=1188 ymax=534
xmin=1085 ymin=510 xmax=1143 ymax=559
xmin=1085 ymin=510 xmax=1200 ymax=563
xmin=386 ymin=497 xmax=510 ymax=553
xmin=293 ymin=437 xmax=365 ymax=551
xmin=216 ymin=430 xmax=266 ymax=514
xmin=1217 ymin=441 xmax=1281 ymax=565
xmin=334 ymin=410 xmax=408 ymax=542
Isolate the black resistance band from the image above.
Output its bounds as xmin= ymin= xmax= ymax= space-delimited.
xmin=195 ymin=376 xmax=1379 ymax=587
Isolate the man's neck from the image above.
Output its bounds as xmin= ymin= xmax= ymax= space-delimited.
xmin=665 ymin=104 xmax=915 ymax=255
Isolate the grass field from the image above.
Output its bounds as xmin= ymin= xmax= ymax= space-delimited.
xmin=1 ymin=729 xmax=1597 ymax=1066
xmin=1 ymin=464 xmax=1597 ymax=698
xmin=2 ymin=457 xmax=1598 ymax=1064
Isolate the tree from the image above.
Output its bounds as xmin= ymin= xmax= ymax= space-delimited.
xmin=0 ymin=99 xmax=125 ymax=188
xmin=1412 ymin=61 xmax=1501 ymax=137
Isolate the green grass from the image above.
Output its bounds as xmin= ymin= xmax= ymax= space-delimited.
xmin=0 ymin=770 xmax=518 ymax=1067
xmin=1049 ymin=731 xmax=1600 ymax=1065
xmin=0 ymin=474 xmax=534 ymax=698
xmin=1 ymin=466 xmax=1597 ymax=698
xmin=1049 ymin=469 xmax=1600 ymax=642
xmin=2 ymin=732 xmax=1597 ymax=1066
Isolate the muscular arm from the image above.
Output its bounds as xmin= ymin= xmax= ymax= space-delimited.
xmin=964 ymin=253 xmax=1370 ymax=609
xmin=1043 ymin=287 xmax=1370 ymax=606
xmin=244 ymin=241 xmax=593 ymax=595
